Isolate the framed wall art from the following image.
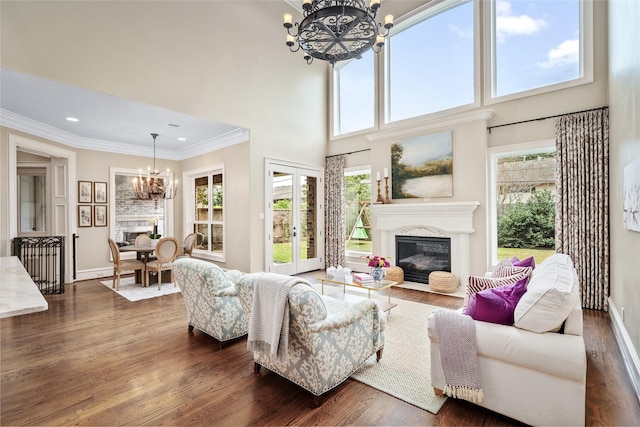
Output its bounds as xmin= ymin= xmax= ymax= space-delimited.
xmin=78 ymin=181 xmax=92 ymax=203
xmin=94 ymin=181 xmax=107 ymax=203
xmin=94 ymin=205 xmax=107 ymax=227
xmin=78 ymin=205 xmax=92 ymax=227
xmin=391 ymin=131 xmax=453 ymax=199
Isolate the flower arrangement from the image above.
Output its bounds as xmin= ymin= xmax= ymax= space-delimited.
xmin=149 ymin=217 xmax=161 ymax=239
xmin=366 ymin=255 xmax=391 ymax=268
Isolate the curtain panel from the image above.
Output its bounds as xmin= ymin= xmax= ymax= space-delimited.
xmin=325 ymin=155 xmax=345 ymax=268
xmin=555 ymin=108 xmax=610 ymax=311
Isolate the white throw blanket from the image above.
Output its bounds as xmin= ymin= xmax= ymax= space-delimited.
xmin=433 ymin=309 xmax=484 ymax=403
xmin=246 ymin=273 xmax=312 ymax=361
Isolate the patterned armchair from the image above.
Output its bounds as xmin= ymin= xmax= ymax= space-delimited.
xmin=237 ymin=273 xmax=385 ymax=405
xmin=173 ymin=258 xmax=248 ymax=347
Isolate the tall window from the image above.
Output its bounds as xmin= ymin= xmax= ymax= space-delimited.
xmin=490 ymin=143 xmax=556 ymax=265
xmin=344 ymin=168 xmax=372 ymax=255
xmin=489 ymin=0 xmax=587 ymax=100
xmin=193 ymin=171 xmax=224 ymax=256
xmin=332 ymin=50 xmax=375 ymax=136
xmin=385 ymin=0 xmax=475 ymax=123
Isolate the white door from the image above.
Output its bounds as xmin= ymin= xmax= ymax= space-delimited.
xmin=266 ymin=161 xmax=323 ymax=275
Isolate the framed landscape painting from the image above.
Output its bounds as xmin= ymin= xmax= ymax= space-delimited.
xmin=391 ymin=131 xmax=453 ymax=199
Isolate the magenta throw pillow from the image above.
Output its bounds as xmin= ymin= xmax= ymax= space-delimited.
xmin=465 ymin=277 xmax=529 ymax=325
xmin=512 ymin=256 xmax=536 ymax=269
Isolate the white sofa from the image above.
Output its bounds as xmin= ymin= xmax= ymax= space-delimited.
xmin=427 ymin=254 xmax=586 ymax=426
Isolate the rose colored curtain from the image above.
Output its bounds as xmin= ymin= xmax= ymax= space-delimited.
xmin=555 ymin=108 xmax=610 ymax=311
xmin=325 ymin=155 xmax=345 ymax=268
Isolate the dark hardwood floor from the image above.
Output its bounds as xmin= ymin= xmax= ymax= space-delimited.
xmin=2 ymin=275 xmax=639 ymax=426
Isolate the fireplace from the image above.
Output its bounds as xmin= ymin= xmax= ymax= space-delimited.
xmin=370 ymin=201 xmax=479 ymax=289
xmin=396 ymin=236 xmax=451 ymax=284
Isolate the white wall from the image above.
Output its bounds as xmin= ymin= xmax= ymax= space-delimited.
xmin=608 ymin=0 xmax=640 ymax=400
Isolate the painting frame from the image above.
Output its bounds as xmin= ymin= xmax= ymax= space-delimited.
xmin=391 ymin=131 xmax=453 ymax=200
xmin=78 ymin=205 xmax=92 ymax=227
xmin=94 ymin=205 xmax=107 ymax=227
xmin=78 ymin=180 xmax=92 ymax=203
xmin=93 ymin=181 xmax=107 ymax=204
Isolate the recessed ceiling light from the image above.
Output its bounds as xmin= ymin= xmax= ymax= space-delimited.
xmin=66 ymin=117 xmax=79 ymax=122
xmin=178 ymin=137 xmax=186 ymax=141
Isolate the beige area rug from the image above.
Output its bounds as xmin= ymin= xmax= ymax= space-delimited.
xmin=99 ymin=277 xmax=181 ymax=301
xmin=398 ymin=280 xmax=466 ymax=299
xmin=351 ymin=298 xmax=448 ymax=414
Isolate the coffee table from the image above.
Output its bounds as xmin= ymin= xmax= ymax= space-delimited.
xmin=316 ymin=275 xmax=398 ymax=313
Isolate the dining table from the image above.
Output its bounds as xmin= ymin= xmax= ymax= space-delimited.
xmin=119 ymin=244 xmax=157 ymax=287
xmin=119 ymin=242 xmax=180 ymax=286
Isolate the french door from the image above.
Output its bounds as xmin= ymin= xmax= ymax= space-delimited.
xmin=266 ymin=160 xmax=323 ymax=275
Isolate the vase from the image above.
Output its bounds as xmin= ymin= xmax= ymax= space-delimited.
xmin=370 ymin=267 xmax=387 ymax=283
xmin=150 ymin=239 xmax=159 ymax=248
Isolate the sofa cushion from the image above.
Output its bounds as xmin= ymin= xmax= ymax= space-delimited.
xmin=464 ymin=269 xmax=532 ymax=310
xmin=514 ymin=254 xmax=580 ymax=333
xmin=465 ymin=277 xmax=529 ymax=325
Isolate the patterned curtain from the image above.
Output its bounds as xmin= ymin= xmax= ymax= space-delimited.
xmin=555 ymin=108 xmax=609 ymax=311
xmin=325 ymin=155 xmax=345 ymax=268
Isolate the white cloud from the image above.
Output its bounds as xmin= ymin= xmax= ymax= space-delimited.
xmin=495 ymin=0 xmax=548 ymax=42
xmin=449 ymin=25 xmax=473 ymax=39
xmin=538 ymin=38 xmax=579 ymax=68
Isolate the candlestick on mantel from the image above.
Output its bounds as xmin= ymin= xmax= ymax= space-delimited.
xmin=375 ymin=179 xmax=384 ymax=203
xmin=384 ymin=176 xmax=391 ymax=204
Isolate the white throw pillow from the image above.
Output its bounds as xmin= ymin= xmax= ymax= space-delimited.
xmin=514 ymin=254 xmax=579 ymax=333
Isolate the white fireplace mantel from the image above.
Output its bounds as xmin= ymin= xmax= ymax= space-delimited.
xmin=370 ymin=201 xmax=480 ymax=287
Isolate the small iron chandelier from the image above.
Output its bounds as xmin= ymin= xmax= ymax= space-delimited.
xmin=132 ymin=133 xmax=177 ymax=209
xmin=284 ymin=0 xmax=394 ymax=65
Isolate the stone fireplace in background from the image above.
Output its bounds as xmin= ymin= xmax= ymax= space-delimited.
xmin=370 ymin=202 xmax=479 ymax=289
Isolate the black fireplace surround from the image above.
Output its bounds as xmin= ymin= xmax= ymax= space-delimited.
xmin=396 ymin=236 xmax=451 ymax=284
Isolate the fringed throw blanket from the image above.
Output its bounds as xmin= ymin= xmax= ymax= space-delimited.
xmin=433 ymin=309 xmax=484 ymax=403
xmin=247 ymin=273 xmax=312 ymax=361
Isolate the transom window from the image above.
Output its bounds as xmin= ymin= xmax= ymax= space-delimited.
xmin=385 ymin=0 xmax=475 ymax=123
xmin=332 ymin=50 xmax=375 ymax=136
xmin=489 ymin=0 xmax=587 ymax=100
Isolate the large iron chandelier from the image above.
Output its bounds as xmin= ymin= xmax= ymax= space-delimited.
xmin=283 ymin=0 xmax=394 ymax=65
xmin=132 ymin=133 xmax=177 ymax=208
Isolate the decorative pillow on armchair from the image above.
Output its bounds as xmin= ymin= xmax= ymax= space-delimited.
xmin=465 ymin=277 xmax=529 ymax=325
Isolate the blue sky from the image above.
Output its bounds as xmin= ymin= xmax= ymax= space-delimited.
xmin=337 ymin=0 xmax=581 ymax=134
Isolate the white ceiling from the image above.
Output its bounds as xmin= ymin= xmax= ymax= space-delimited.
xmin=0 ymin=68 xmax=249 ymax=160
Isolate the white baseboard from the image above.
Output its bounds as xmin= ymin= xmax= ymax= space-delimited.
xmin=75 ymin=267 xmax=113 ymax=282
xmin=608 ymin=297 xmax=640 ymax=405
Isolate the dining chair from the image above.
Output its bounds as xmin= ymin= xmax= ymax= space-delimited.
xmin=108 ymin=238 xmax=146 ymax=290
xmin=145 ymin=237 xmax=179 ymax=290
xmin=135 ymin=233 xmax=152 ymax=246
xmin=178 ymin=233 xmax=196 ymax=258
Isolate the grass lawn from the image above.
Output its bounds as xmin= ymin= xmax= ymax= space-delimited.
xmin=497 ymin=247 xmax=555 ymax=265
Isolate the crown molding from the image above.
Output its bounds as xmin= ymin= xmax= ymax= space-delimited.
xmin=0 ymin=108 xmax=247 ymax=160
xmin=174 ymin=128 xmax=250 ymax=160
